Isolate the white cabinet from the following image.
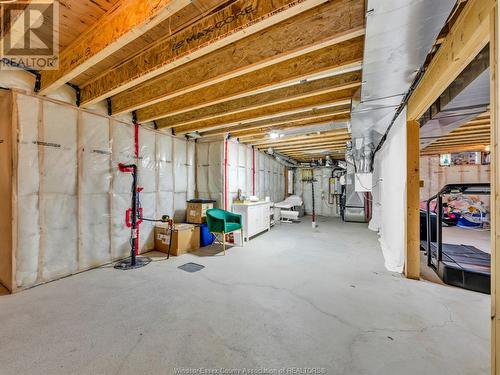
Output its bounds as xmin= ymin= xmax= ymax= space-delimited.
xmin=232 ymin=201 xmax=272 ymax=241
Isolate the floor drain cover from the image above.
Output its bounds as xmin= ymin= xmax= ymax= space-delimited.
xmin=178 ymin=262 xmax=205 ymax=273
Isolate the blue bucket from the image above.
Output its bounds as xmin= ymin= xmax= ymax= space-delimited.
xmin=200 ymin=223 xmax=214 ymax=247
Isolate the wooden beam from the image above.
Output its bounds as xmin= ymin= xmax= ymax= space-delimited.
xmin=405 ymin=120 xmax=420 ymax=280
xmin=285 ymin=153 xmax=345 ymax=159
xmin=230 ymin=114 xmax=350 ymax=139
xmin=420 ymin=145 xmax=489 ymax=155
xmin=171 ymin=89 xmax=355 ymax=134
xmin=423 ymin=145 xmax=490 ymax=153
xmin=249 ymin=130 xmax=349 ymax=146
xmin=448 ymin=124 xmax=491 ymax=132
xmin=216 ymin=105 xmax=353 ymax=137
xmin=252 ymin=138 xmax=351 ymax=148
xmin=432 ymin=137 xmax=491 ymax=145
xmin=39 ymin=0 xmax=191 ymax=94
xmin=79 ymin=0 xmax=330 ymax=105
xmin=202 ymin=109 xmax=351 ymax=138
xmin=270 ymin=143 xmax=349 ymax=152
xmin=150 ymin=72 xmax=361 ymax=126
xmin=256 ymin=135 xmax=350 ymax=148
xmin=491 ymin=5 xmax=499 ymax=374
xmin=134 ymin=39 xmax=363 ymax=121
xmin=112 ymin=0 xmax=365 ymax=114
xmin=407 ymin=0 xmax=495 ymax=121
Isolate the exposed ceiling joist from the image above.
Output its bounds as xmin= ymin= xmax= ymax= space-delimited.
xmin=134 ymin=40 xmax=363 ymax=121
xmin=232 ymin=115 xmax=350 ymax=139
xmin=154 ymin=72 xmax=361 ymax=128
xmin=111 ymin=0 xmax=365 ymax=115
xmin=421 ymin=144 xmax=489 ymax=155
xmin=201 ymin=105 xmax=352 ymax=137
xmin=79 ymin=0 xmax=330 ymax=106
xmin=269 ymin=141 xmax=349 ymax=151
xmin=171 ymin=89 xmax=355 ymax=134
xmin=39 ymin=0 xmax=191 ymax=94
xmin=249 ymin=130 xmax=349 ymax=146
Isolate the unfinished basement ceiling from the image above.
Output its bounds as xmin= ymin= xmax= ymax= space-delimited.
xmin=420 ymin=112 xmax=491 ymax=155
xmin=26 ymin=0 xmax=368 ymax=164
xmin=349 ymin=0 xmax=456 ymax=169
xmin=419 ymin=45 xmax=490 ymax=150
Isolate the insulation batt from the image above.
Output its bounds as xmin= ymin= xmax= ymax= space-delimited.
xmin=11 ymin=92 xmax=195 ymax=290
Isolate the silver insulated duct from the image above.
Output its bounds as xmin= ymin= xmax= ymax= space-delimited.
xmin=419 ymin=45 xmax=490 ymax=148
xmin=349 ymin=0 xmax=456 ymax=172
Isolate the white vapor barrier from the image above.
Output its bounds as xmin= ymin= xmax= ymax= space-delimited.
xmin=369 ymin=110 xmax=407 ymax=273
xmin=196 ymin=140 xmax=284 ymax=211
xmin=15 ymin=94 xmax=41 ymax=288
xmin=295 ymin=168 xmax=340 ymax=217
xmin=9 ymin=92 xmax=195 ymax=290
xmin=79 ymin=112 xmax=111 ymax=269
xmin=41 ymin=101 xmax=78 ymax=280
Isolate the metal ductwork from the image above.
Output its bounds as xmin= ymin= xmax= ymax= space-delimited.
xmin=349 ymin=0 xmax=456 ymax=172
xmin=267 ymin=148 xmax=299 ymax=167
xmin=419 ymin=45 xmax=490 ymax=148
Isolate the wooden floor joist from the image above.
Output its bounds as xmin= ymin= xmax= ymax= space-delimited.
xmin=112 ymin=0 xmax=364 ymax=115
xmin=171 ymin=89 xmax=355 ymax=134
xmin=268 ymin=142 xmax=349 ymax=152
xmin=248 ymin=129 xmax=349 ymax=146
xmin=254 ymin=134 xmax=350 ymax=147
xmin=219 ymin=114 xmax=350 ymax=139
xmin=154 ymin=72 xmax=361 ymax=128
xmin=130 ymin=37 xmax=363 ymax=121
xmin=39 ymin=0 xmax=191 ymax=94
xmin=79 ymin=0 xmax=330 ymax=106
xmin=202 ymin=110 xmax=350 ymax=138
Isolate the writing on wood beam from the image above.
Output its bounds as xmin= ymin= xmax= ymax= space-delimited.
xmin=112 ymin=0 xmax=366 ymax=115
xmin=39 ymin=0 xmax=191 ymax=94
xmin=79 ymin=0 xmax=330 ymax=106
xmin=133 ymin=37 xmax=364 ymax=121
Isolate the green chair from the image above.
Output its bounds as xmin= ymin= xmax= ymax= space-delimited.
xmin=206 ymin=208 xmax=243 ymax=255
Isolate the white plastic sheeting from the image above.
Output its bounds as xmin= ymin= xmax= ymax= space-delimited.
xmin=196 ymin=139 xmax=285 ymax=210
xmin=294 ymin=168 xmax=340 ymax=217
xmin=11 ymin=92 xmax=195 ymax=290
xmin=369 ymin=110 xmax=407 ymax=273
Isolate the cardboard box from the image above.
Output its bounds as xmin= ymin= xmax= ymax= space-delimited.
xmin=186 ymin=200 xmax=214 ymax=224
xmin=154 ymin=223 xmax=200 ymax=256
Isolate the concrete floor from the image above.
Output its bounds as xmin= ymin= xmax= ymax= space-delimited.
xmin=0 ymin=217 xmax=489 ymax=375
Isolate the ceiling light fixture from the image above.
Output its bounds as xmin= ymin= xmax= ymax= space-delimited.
xmin=269 ymin=132 xmax=280 ymax=139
